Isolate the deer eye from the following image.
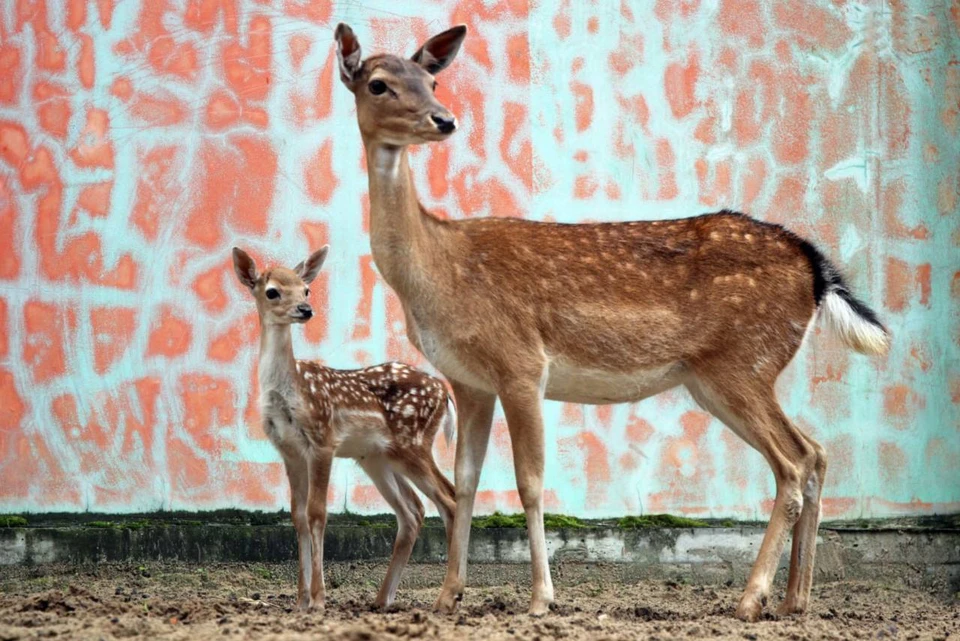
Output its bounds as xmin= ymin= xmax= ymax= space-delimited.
xmin=432 ymin=81 xmax=438 ymax=92
xmin=265 ymin=288 xmax=280 ymax=300
xmin=368 ymin=80 xmax=388 ymax=95
xmin=304 ymin=288 xmax=310 ymax=297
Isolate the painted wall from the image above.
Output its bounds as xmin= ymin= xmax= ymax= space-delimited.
xmin=0 ymin=0 xmax=957 ymax=518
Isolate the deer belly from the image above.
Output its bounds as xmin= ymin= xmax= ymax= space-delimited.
xmin=332 ymin=410 xmax=390 ymax=459
xmin=414 ymin=326 xmax=496 ymax=393
xmin=545 ymin=361 xmax=684 ymax=404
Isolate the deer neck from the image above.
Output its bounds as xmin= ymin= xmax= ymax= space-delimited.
xmin=363 ymin=140 xmax=445 ymax=296
xmin=258 ymin=322 xmax=297 ymax=398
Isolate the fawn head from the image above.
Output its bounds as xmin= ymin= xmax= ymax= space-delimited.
xmin=232 ymin=246 xmax=328 ymax=326
xmin=335 ymin=23 xmax=467 ymax=145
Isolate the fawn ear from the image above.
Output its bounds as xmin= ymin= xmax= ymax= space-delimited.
xmin=232 ymin=247 xmax=258 ymax=290
xmin=295 ymin=245 xmax=328 ymax=285
xmin=412 ymin=25 xmax=467 ymax=74
xmin=335 ymin=23 xmax=363 ymax=86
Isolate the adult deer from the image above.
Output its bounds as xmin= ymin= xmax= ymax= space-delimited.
xmin=334 ymin=23 xmax=889 ymax=621
xmin=232 ymin=246 xmax=456 ymax=612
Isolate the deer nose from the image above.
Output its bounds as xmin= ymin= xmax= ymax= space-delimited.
xmin=296 ymin=303 xmax=313 ymax=319
xmin=430 ymin=113 xmax=457 ymax=133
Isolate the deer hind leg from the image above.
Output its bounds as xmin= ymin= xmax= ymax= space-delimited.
xmin=435 ymin=382 xmax=496 ymax=613
xmin=282 ymin=454 xmax=312 ymax=611
xmin=499 ymin=379 xmax=555 ymax=616
xmin=780 ymin=433 xmax=827 ymax=615
xmin=359 ymin=457 xmax=424 ymax=609
xmin=686 ymin=375 xmax=818 ymax=622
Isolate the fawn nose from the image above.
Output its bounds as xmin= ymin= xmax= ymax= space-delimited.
xmin=430 ymin=113 xmax=456 ymax=133
xmin=296 ymin=303 xmax=313 ymax=319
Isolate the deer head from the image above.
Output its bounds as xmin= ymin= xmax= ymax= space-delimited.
xmin=335 ymin=23 xmax=467 ymax=145
xmin=232 ymin=246 xmax=328 ymax=326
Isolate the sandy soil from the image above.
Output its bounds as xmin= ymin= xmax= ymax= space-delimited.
xmin=0 ymin=562 xmax=956 ymax=640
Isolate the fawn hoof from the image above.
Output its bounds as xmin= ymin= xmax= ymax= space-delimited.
xmin=433 ymin=587 xmax=462 ymax=614
xmin=734 ymin=594 xmax=764 ymax=622
xmin=775 ymin=599 xmax=806 ymax=617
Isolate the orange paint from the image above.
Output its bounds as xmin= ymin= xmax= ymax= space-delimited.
xmin=0 ymin=178 xmax=21 ymax=279
xmin=70 ymin=109 xmax=114 ymax=168
xmin=91 ymin=307 xmax=136 ymax=374
xmin=655 ymin=139 xmax=678 ymax=200
xmin=147 ymin=307 xmax=193 ymax=358
xmin=187 ymin=137 xmax=275 ymax=248
xmin=571 ymin=81 xmax=594 ymax=132
xmin=665 ymin=51 xmax=700 ymax=119
xmin=33 ymin=82 xmax=71 ymax=139
xmin=289 ymin=35 xmax=312 ymax=71
xmin=23 ymin=301 xmax=72 ymax=383
xmin=78 ymin=182 xmax=112 ymax=217
xmin=208 ymin=312 xmax=257 ymax=362
xmin=719 ymin=0 xmax=764 ymax=45
xmin=352 ymin=255 xmax=376 ymax=340
xmin=0 ymin=369 xmax=26 ymax=442
xmin=304 ymin=139 xmax=339 ymax=205
xmin=0 ymin=45 xmax=21 ymax=105
xmin=78 ymin=34 xmax=95 ymax=88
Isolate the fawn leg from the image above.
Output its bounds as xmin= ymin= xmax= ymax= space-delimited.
xmin=396 ymin=451 xmax=456 ymax=546
xmin=434 ymin=382 xmax=496 ymax=613
xmin=306 ymin=450 xmax=333 ymax=612
xmin=283 ymin=454 xmax=312 ymax=611
xmin=360 ymin=457 xmax=423 ymax=608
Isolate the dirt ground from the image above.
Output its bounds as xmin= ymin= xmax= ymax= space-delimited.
xmin=0 ymin=562 xmax=956 ymax=640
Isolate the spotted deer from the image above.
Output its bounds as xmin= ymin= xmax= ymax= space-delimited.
xmin=333 ymin=24 xmax=890 ymax=621
xmin=232 ymin=245 xmax=457 ymax=612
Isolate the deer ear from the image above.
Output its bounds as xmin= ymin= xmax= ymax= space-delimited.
xmin=335 ymin=23 xmax=363 ymax=86
xmin=232 ymin=247 xmax=258 ymax=290
xmin=412 ymin=25 xmax=467 ymax=74
xmin=295 ymin=245 xmax=328 ymax=285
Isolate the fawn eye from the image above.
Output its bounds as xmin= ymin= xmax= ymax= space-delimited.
xmin=432 ymin=81 xmax=438 ymax=92
xmin=304 ymin=288 xmax=310 ymax=297
xmin=368 ymin=80 xmax=388 ymax=95
xmin=265 ymin=288 xmax=280 ymax=300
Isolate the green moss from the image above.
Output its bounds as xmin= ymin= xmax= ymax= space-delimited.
xmin=543 ymin=513 xmax=586 ymax=529
xmin=471 ymin=512 xmax=586 ymax=529
xmin=617 ymin=514 xmax=709 ymax=529
xmin=86 ymin=520 xmax=119 ymax=529
xmin=473 ymin=512 xmax=527 ymax=528
xmin=0 ymin=515 xmax=27 ymax=528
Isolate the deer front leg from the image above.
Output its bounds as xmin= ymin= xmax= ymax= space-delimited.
xmin=306 ymin=450 xmax=333 ymax=613
xmin=434 ymin=382 xmax=496 ymax=613
xmin=499 ymin=379 xmax=554 ymax=616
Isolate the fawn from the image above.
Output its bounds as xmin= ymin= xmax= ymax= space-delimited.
xmin=232 ymin=245 xmax=457 ymax=612
xmin=334 ymin=23 xmax=890 ymax=621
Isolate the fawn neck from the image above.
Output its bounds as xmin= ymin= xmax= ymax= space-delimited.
xmin=258 ymin=321 xmax=298 ymax=397
xmin=363 ymin=138 xmax=447 ymax=296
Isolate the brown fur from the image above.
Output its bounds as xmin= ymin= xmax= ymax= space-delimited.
xmin=335 ymin=23 xmax=888 ymax=621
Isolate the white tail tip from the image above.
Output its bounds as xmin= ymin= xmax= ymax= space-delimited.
xmin=442 ymin=396 xmax=457 ymax=447
xmin=822 ymin=291 xmax=890 ymax=356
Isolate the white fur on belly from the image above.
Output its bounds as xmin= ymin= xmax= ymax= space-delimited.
xmin=545 ymin=360 xmax=684 ymax=404
xmin=332 ymin=410 xmax=390 ymax=459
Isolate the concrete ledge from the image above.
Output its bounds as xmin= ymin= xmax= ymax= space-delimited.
xmin=2 ymin=522 xmax=958 ymax=592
